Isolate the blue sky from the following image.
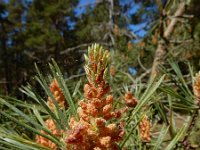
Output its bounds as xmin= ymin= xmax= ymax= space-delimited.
xmin=75 ymin=0 xmax=96 ymax=16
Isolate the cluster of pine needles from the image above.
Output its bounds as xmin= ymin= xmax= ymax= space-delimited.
xmin=0 ymin=44 xmax=200 ymax=149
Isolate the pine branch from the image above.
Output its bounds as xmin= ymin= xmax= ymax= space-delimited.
xmin=150 ymin=1 xmax=186 ymax=79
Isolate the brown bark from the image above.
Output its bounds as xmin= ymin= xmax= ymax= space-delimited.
xmin=150 ymin=1 xmax=186 ymax=79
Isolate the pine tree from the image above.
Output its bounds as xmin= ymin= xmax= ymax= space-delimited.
xmin=24 ymin=0 xmax=79 ymax=73
xmin=0 ymin=0 xmax=26 ymax=95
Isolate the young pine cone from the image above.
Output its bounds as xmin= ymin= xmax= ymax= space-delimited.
xmin=47 ymin=79 xmax=67 ymax=110
xmin=139 ymin=115 xmax=151 ymax=142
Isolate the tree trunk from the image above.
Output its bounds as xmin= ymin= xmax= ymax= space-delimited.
xmin=150 ymin=1 xmax=186 ymax=79
xmin=1 ymin=23 xmax=11 ymax=94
